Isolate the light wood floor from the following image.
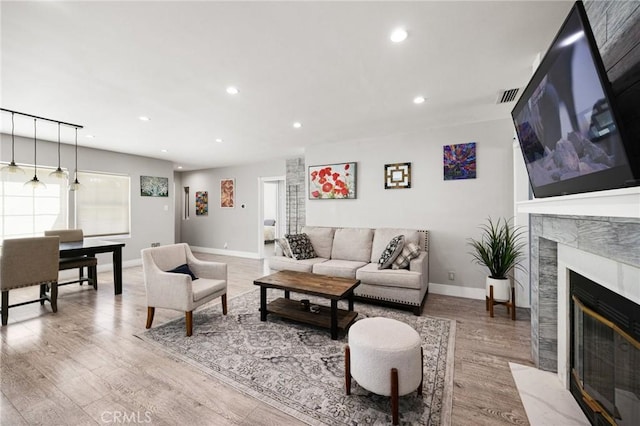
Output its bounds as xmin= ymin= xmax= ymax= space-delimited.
xmin=1 ymin=253 xmax=533 ymax=425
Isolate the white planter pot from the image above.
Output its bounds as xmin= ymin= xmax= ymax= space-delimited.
xmin=486 ymin=277 xmax=510 ymax=302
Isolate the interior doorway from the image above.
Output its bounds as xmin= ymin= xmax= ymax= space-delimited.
xmin=259 ymin=176 xmax=285 ymax=259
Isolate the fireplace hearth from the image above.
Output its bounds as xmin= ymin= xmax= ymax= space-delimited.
xmin=569 ymin=270 xmax=640 ymax=425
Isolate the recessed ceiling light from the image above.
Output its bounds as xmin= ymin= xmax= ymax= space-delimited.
xmin=161 ymin=149 xmax=168 ymax=153
xmin=293 ymin=122 xmax=302 ymax=129
xmin=413 ymin=96 xmax=426 ymax=104
xmin=226 ymin=86 xmax=239 ymax=95
xmin=215 ymin=138 xmax=223 ymax=143
xmin=177 ymin=166 xmax=183 ymax=169
xmin=85 ymin=134 xmax=95 ymax=139
xmin=139 ymin=116 xmax=150 ymax=121
xmin=390 ymin=28 xmax=408 ymax=43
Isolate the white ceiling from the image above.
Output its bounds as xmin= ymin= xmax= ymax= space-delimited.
xmin=1 ymin=0 xmax=573 ymax=171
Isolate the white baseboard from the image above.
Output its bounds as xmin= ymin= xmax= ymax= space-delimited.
xmin=429 ymin=282 xmax=486 ymax=300
xmin=190 ymin=246 xmax=261 ymax=260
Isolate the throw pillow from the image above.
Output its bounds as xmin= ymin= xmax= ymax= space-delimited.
xmin=391 ymin=242 xmax=421 ymax=270
xmin=285 ymin=233 xmax=317 ymax=260
xmin=378 ymin=235 xmax=405 ymax=269
xmin=275 ymin=237 xmax=294 ymax=258
xmin=167 ymin=263 xmax=198 ymax=280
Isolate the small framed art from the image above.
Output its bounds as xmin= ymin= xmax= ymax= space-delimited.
xmin=444 ymin=142 xmax=476 ymax=180
xmin=220 ymin=179 xmax=235 ymax=208
xmin=384 ymin=162 xmax=411 ymax=189
xmin=195 ymin=191 xmax=208 ymax=216
xmin=140 ymin=176 xmax=169 ymax=197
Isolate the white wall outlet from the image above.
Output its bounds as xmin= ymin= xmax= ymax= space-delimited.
xmin=448 ymin=271 xmax=455 ymax=281
xmin=224 ymin=242 xmax=228 ymax=249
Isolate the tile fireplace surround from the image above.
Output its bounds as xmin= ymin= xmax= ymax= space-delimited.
xmin=529 ymin=212 xmax=640 ymax=389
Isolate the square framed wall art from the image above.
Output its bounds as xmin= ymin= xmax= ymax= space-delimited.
xmin=195 ymin=191 xmax=208 ymax=216
xmin=220 ymin=179 xmax=235 ymax=208
xmin=140 ymin=176 xmax=169 ymax=197
xmin=443 ymin=142 xmax=476 ymax=180
xmin=384 ymin=162 xmax=411 ymax=189
xmin=308 ymin=162 xmax=356 ymax=199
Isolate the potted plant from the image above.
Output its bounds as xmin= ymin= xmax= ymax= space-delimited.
xmin=468 ymin=217 xmax=525 ymax=302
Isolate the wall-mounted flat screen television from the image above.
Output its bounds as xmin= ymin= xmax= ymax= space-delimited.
xmin=512 ymin=1 xmax=638 ymax=198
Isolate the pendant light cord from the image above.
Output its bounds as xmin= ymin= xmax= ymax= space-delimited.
xmin=75 ymin=127 xmax=78 ymax=175
xmin=11 ymin=113 xmax=16 ymax=163
xmin=33 ymin=119 xmax=38 ymax=177
xmin=57 ymin=123 xmax=62 ymax=169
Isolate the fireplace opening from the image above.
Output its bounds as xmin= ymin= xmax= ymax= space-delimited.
xmin=569 ymin=270 xmax=640 ymax=425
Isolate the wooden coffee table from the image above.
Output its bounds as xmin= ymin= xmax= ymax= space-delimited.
xmin=253 ymin=270 xmax=361 ymax=340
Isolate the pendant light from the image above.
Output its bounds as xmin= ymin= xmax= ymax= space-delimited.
xmin=1 ymin=112 xmax=25 ymax=175
xmin=69 ymin=127 xmax=81 ymax=191
xmin=49 ymin=122 xmax=68 ymax=179
xmin=24 ymin=118 xmax=46 ymax=189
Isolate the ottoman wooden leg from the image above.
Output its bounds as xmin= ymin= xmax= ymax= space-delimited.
xmin=391 ymin=368 xmax=399 ymax=425
xmin=345 ymin=345 xmax=351 ymax=395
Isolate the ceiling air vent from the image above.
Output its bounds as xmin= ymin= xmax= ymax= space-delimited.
xmin=496 ymin=88 xmax=520 ymax=104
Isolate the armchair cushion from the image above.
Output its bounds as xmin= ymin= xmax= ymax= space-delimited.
xmin=192 ymin=278 xmax=226 ymax=302
xmin=168 ymin=263 xmax=198 ymax=280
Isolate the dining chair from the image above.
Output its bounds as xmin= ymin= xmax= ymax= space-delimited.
xmin=1 ymin=236 xmax=60 ymax=326
xmin=45 ymin=229 xmax=98 ymax=290
xmin=141 ymin=243 xmax=227 ymax=336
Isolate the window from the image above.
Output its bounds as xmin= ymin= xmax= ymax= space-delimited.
xmin=75 ymin=171 xmax=130 ymax=237
xmin=0 ymin=166 xmax=69 ymax=240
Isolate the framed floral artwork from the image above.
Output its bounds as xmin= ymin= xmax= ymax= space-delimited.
xmin=308 ymin=162 xmax=356 ymax=199
xmin=195 ymin=191 xmax=208 ymax=216
xmin=384 ymin=162 xmax=411 ymax=189
xmin=444 ymin=142 xmax=476 ymax=180
xmin=220 ymin=179 xmax=235 ymax=208
xmin=140 ymin=176 xmax=168 ymax=197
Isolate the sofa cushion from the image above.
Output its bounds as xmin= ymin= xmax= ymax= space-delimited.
xmin=378 ymin=235 xmax=404 ymax=269
xmin=285 ymin=233 xmax=317 ymax=260
xmin=356 ymin=262 xmax=422 ymax=290
xmin=331 ymin=228 xmax=374 ymax=262
xmin=301 ymin=226 xmax=335 ymax=259
xmin=392 ymin=242 xmax=421 ymax=270
xmin=370 ymin=228 xmax=421 ymax=263
xmin=312 ymin=259 xmax=368 ymax=279
xmin=268 ymin=256 xmax=328 ymax=273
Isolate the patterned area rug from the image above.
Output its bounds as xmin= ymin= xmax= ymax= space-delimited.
xmin=140 ymin=290 xmax=455 ymax=425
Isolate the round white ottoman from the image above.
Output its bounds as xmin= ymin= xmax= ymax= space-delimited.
xmin=345 ymin=317 xmax=423 ymax=425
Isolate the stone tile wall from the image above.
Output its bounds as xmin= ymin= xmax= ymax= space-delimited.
xmin=285 ymin=157 xmax=305 ymax=234
xmin=530 ymin=214 xmax=640 ymax=371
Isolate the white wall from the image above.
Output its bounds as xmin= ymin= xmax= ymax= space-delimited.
xmin=305 ymin=118 xmax=515 ymax=297
xmin=179 ymin=159 xmax=286 ymax=256
xmin=1 ymin=133 xmax=175 ymax=265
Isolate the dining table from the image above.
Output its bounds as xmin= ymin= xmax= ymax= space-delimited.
xmin=59 ymin=239 xmax=126 ymax=295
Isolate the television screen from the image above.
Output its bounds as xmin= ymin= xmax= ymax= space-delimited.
xmin=511 ymin=1 xmax=636 ymax=198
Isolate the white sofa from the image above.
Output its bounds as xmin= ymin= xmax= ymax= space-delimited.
xmin=267 ymin=226 xmax=429 ymax=315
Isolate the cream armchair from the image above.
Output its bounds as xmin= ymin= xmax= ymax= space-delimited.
xmin=141 ymin=243 xmax=227 ymax=336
